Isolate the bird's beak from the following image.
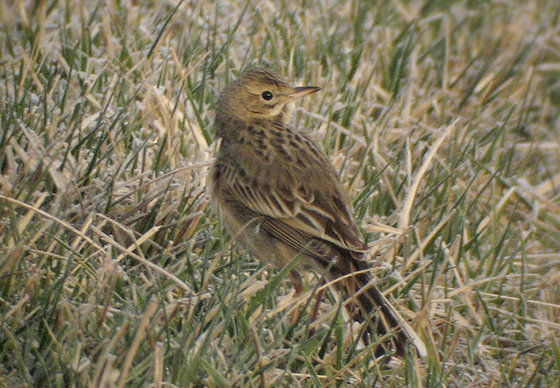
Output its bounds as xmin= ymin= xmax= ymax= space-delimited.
xmin=289 ymin=86 xmax=321 ymax=101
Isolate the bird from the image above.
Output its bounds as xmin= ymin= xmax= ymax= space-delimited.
xmin=209 ymin=66 xmax=426 ymax=358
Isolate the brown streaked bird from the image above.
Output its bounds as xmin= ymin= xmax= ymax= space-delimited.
xmin=209 ymin=67 xmax=426 ymax=358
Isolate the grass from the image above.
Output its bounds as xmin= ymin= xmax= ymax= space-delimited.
xmin=1 ymin=0 xmax=559 ymax=386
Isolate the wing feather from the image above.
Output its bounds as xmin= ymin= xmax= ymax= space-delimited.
xmin=214 ymin=122 xmax=367 ymax=253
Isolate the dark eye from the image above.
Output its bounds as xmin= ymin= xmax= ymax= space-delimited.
xmin=261 ymin=91 xmax=273 ymax=100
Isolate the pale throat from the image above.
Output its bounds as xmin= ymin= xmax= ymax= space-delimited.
xmin=278 ymin=101 xmax=295 ymax=124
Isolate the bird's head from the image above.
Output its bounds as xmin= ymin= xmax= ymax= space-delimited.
xmin=216 ymin=67 xmax=321 ymax=124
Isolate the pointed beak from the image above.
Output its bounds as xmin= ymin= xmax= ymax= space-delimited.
xmin=289 ymin=86 xmax=321 ymax=101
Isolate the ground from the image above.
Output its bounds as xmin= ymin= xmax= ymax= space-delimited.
xmin=0 ymin=1 xmax=559 ymax=387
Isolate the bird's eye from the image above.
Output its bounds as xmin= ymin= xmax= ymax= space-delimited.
xmin=261 ymin=91 xmax=274 ymax=100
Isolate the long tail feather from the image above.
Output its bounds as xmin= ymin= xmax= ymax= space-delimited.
xmin=333 ymin=268 xmax=427 ymax=358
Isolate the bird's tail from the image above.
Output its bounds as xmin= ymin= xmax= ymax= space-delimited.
xmin=333 ymin=267 xmax=427 ymax=358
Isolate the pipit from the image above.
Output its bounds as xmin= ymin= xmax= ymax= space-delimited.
xmin=209 ymin=67 xmax=426 ymax=358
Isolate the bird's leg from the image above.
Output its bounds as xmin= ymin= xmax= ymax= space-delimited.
xmin=289 ymin=271 xmax=304 ymax=325
xmin=310 ymin=282 xmax=326 ymax=323
xmin=288 ymin=272 xmax=325 ymax=334
xmin=303 ymin=281 xmax=327 ymax=338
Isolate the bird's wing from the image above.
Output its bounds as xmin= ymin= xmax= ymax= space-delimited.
xmin=214 ymin=122 xmax=367 ymax=253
